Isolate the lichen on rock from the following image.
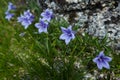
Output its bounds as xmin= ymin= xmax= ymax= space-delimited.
xmin=38 ymin=0 xmax=120 ymax=50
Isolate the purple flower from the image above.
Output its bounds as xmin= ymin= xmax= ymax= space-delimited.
xmin=17 ymin=10 xmax=34 ymax=29
xmin=5 ymin=11 xmax=14 ymax=21
xmin=41 ymin=9 xmax=53 ymax=22
xmin=35 ymin=19 xmax=49 ymax=33
xmin=23 ymin=10 xmax=34 ymax=20
xmin=59 ymin=26 xmax=75 ymax=45
xmin=7 ymin=2 xmax=16 ymax=11
xmin=17 ymin=15 xmax=25 ymax=22
xmin=93 ymin=51 xmax=112 ymax=70
xmin=5 ymin=2 xmax=16 ymax=21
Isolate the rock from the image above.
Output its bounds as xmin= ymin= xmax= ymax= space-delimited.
xmin=38 ymin=0 xmax=120 ymax=49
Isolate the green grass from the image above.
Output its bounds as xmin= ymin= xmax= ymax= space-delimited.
xmin=0 ymin=0 xmax=22 ymax=79
xmin=0 ymin=0 xmax=120 ymax=80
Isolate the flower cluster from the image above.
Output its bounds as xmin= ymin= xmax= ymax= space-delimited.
xmin=35 ymin=9 xmax=75 ymax=44
xmin=35 ymin=9 xmax=53 ymax=33
xmin=5 ymin=2 xmax=16 ymax=21
xmin=17 ymin=10 xmax=34 ymax=29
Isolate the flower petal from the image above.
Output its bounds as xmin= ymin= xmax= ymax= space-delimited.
xmin=68 ymin=25 xmax=72 ymax=30
xmin=61 ymin=27 xmax=67 ymax=33
xmin=103 ymin=56 xmax=112 ymax=62
xmin=17 ymin=15 xmax=25 ymax=22
xmin=96 ymin=61 xmax=103 ymax=70
xmin=35 ymin=23 xmax=40 ymax=28
xmin=71 ymin=33 xmax=75 ymax=39
xmin=24 ymin=10 xmax=30 ymax=16
xmin=102 ymin=60 xmax=110 ymax=69
xmin=21 ymin=21 xmax=30 ymax=29
xmin=41 ymin=12 xmax=45 ymax=17
xmin=43 ymin=17 xmax=51 ymax=22
xmin=43 ymin=28 xmax=48 ymax=33
xmin=38 ymin=29 xmax=43 ymax=33
xmin=65 ymin=37 xmax=71 ymax=45
xmin=59 ymin=34 xmax=68 ymax=40
xmin=93 ymin=57 xmax=99 ymax=63
xmin=99 ymin=51 xmax=104 ymax=57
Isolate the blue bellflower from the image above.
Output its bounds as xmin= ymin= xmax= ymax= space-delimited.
xmin=35 ymin=19 xmax=49 ymax=33
xmin=41 ymin=9 xmax=53 ymax=22
xmin=93 ymin=51 xmax=112 ymax=70
xmin=5 ymin=2 xmax=16 ymax=21
xmin=59 ymin=26 xmax=75 ymax=45
xmin=17 ymin=10 xmax=34 ymax=29
xmin=7 ymin=2 xmax=16 ymax=11
xmin=5 ymin=11 xmax=14 ymax=21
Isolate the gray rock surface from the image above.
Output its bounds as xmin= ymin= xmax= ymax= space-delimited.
xmin=38 ymin=0 xmax=120 ymax=50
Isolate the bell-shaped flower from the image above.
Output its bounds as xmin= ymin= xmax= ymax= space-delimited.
xmin=93 ymin=51 xmax=112 ymax=70
xmin=59 ymin=26 xmax=75 ymax=45
xmin=41 ymin=9 xmax=53 ymax=22
xmin=35 ymin=19 xmax=49 ymax=33
xmin=5 ymin=2 xmax=16 ymax=21
xmin=17 ymin=10 xmax=34 ymax=29
xmin=5 ymin=11 xmax=14 ymax=21
xmin=7 ymin=2 xmax=16 ymax=11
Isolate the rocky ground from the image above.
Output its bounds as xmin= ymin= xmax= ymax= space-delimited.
xmin=38 ymin=0 xmax=120 ymax=50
